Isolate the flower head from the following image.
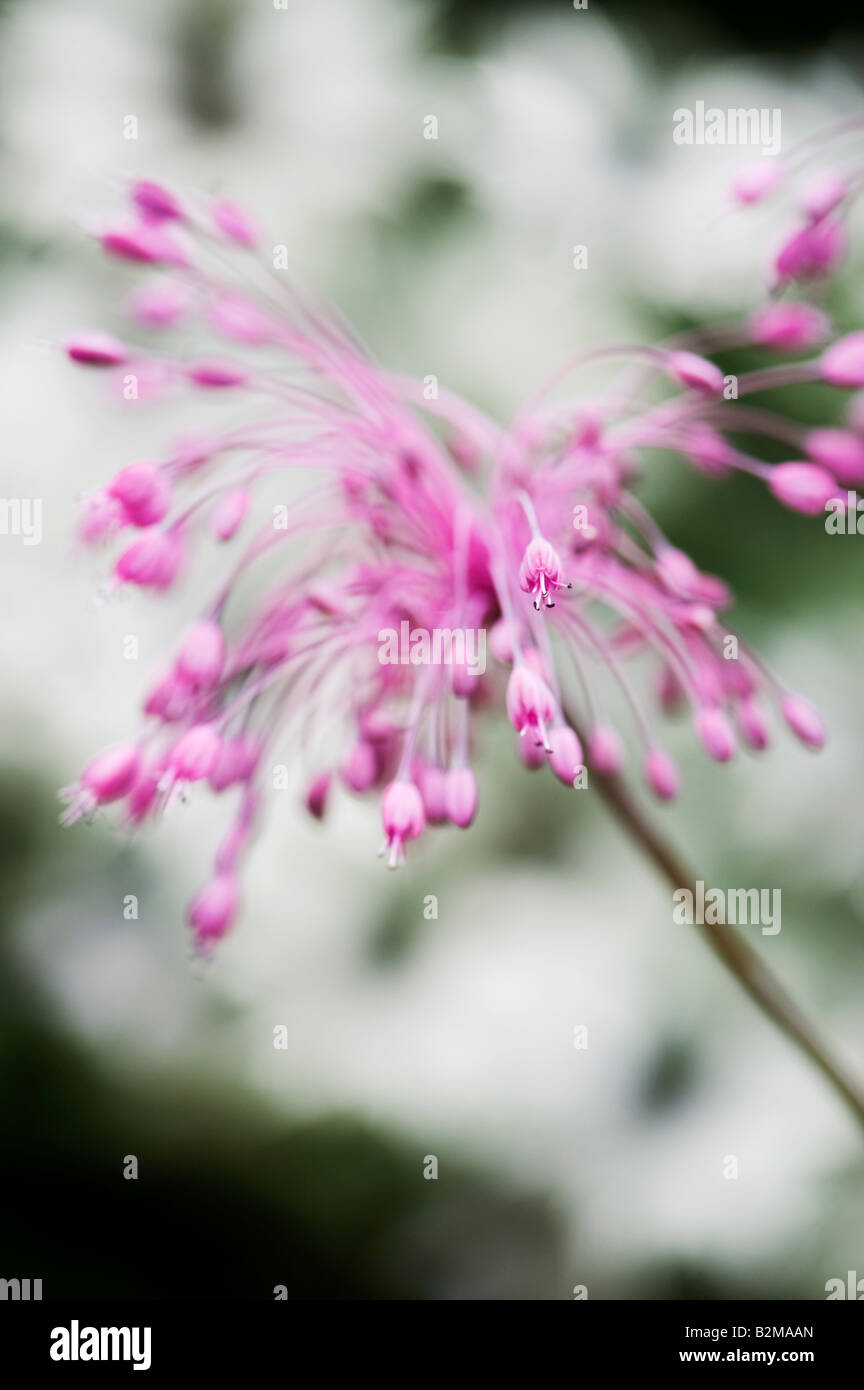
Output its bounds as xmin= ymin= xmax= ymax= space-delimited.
xmin=62 ymin=165 xmax=852 ymax=946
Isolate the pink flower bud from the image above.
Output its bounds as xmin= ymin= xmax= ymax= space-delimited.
xmin=82 ymin=744 xmax=140 ymax=802
xmin=102 ymin=223 xmax=186 ymax=266
xmin=767 ymin=462 xmax=837 ymax=515
xmin=107 ymin=462 xmax=171 ymax=527
xmin=210 ymin=294 xmax=271 ymax=344
xmin=126 ymin=762 xmax=163 ymax=825
xmin=695 ymin=707 xmax=736 ymax=762
xmin=735 ymin=700 xmax=770 ymax=751
xmin=730 ymin=159 xmax=782 ymax=206
xmin=451 ymin=660 xmax=479 ymax=697
xmin=417 ymin=764 xmax=448 ymax=822
xmin=144 ymin=671 xmax=192 ymax=723
xmin=748 ymin=301 xmax=828 ymax=351
xmin=66 ymin=332 xmax=128 ymax=366
xmin=186 ymin=361 xmax=247 ymax=388
xmin=445 ymin=767 xmax=478 ymax=828
xmin=821 ymin=333 xmax=864 ymax=388
xmin=506 ymin=666 xmax=555 ymax=747
xmin=131 ymin=180 xmax=182 ymax=223
xmin=169 ymin=724 xmax=222 ymax=781
xmin=208 ymin=736 xmax=260 ymax=791
xmin=667 ymin=351 xmax=725 ymax=397
xmin=341 ymin=740 xmax=377 ymax=792
xmin=514 ymin=735 xmax=544 ymax=769
xmin=188 ymin=874 xmax=239 ymax=947
xmin=775 ymin=219 xmax=845 ymax=283
xmin=657 ymin=546 xmax=701 ymax=595
xmin=175 ymin=620 xmax=226 ymax=689
xmin=781 ymin=695 xmax=825 ymax=749
xmin=800 ymin=172 xmax=847 ymax=223
xmin=489 ymin=619 xmax=518 ymax=664
xmin=115 ymin=528 xmax=182 ymax=589
xmin=76 ymin=491 xmax=125 ymax=544
xmin=212 ymin=200 xmax=258 ymax=247
xmin=305 ymin=771 xmax=331 ymax=820
xmin=128 ymin=279 xmax=189 ymax=328
xmin=548 ymin=725 xmax=584 ymax=785
xmin=589 ymin=725 xmax=624 ymax=775
xmin=380 ymin=780 xmax=425 ymax=866
xmin=805 ymin=428 xmax=864 ymax=487
xmin=211 ymin=489 xmax=250 ymax=541
xmin=644 ymin=748 xmax=679 ymax=801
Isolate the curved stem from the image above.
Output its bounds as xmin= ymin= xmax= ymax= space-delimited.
xmin=570 ymin=715 xmax=864 ymax=1128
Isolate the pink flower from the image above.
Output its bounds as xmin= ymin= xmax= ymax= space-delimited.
xmin=380 ymin=781 xmax=425 ymax=867
xmin=506 ymin=666 xmax=555 ymax=749
xmin=61 ymin=174 xmax=848 ymax=943
xmin=518 ymin=537 xmax=569 ymax=610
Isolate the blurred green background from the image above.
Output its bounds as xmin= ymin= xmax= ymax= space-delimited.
xmin=0 ymin=0 xmax=863 ymax=1300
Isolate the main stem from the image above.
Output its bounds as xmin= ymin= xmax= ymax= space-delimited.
xmin=583 ymin=748 xmax=864 ymax=1129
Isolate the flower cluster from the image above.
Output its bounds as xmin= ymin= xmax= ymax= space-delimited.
xmin=61 ymin=151 xmax=863 ymax=948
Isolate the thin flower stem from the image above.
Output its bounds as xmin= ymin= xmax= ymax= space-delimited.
xmin=569 ymin=714 xmax=864 ymax=1129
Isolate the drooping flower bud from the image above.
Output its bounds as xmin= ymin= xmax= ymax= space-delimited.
xmin=821 ymin=333 xmax=864 ymax=388
xmin=115 ymin=528 xmax=183 ymax=589
xmin=76 ymin=491 xmax=125 ymax=544
xmin=730 ymin=159 xmax=783 ymax=206
xmin=188 ymin=874 xmax=239 ymax=947
xmin=82 ymin=744 xmax=141 ymax=802
xmin=175 ymin=619 xmax=226 ymax=689
xmin=775 ymin=219 xmax=845 ymax=283
xmin=168 ymin=724 xmax=222 ymax=782
xmin=767 ymin=462 xmax=837 ymax=515
xmin=304 ymin=771 xmax=331 ymax=820
xmin=128 ymin=279 xmax=189 ymax=328
xmin=667 ymin=351 xmax=725 ymax=397
xmin=416 ymin=764 xmax=448 ymax=823
xmin=212 ymin=200 xmax=258 ymax=247
xmin=548 ymin=725 xmax=584 ymax=786
xmin=66 ymin=332 xmax=128 ymax=366
xmin=445 ymin=767 xmax=478 ymax=828
xmin=107 ymin=462 xmax=171 ymax=527
xmin=644 ymin=748 xmax=679 ymax=801
xmin=211 ymin=489 xmax=250 ymax=541
xmin=781 ymin=695 xmax=825 ymax=749
xmin=695 ymin=707 xmax=736 ymax=762
xmin=341 ymin=741 xmax=377 ymax=792
xmin=131 ymin=180 xmax=182 ymax=223
xmin=748 ymin=301 xmax=828 ymax=351
xmin=735 ymin=700 xmax=770 ymax=752
xmin=186 ymin=361 xmax=248 ymax=388
xmin=589 ymin=725 xmax=624 ymax=775
xmin=805 ymin=428 xmax=864 ymax=487
xmin=800 ymin=172 xmax=847 ymax=222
